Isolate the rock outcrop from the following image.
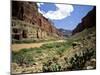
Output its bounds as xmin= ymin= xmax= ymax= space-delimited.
xmin=72 ymin=7 xmax=96 ymax=35
xmin=12 ymin=1 xmax=63 ymax=41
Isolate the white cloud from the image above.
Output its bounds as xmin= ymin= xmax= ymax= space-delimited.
xmin=37 ymin=3 xmax=44 ymax=7
xmin=37 ymin=3 xmax=74 ymax=20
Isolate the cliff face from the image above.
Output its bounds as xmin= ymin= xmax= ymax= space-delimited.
xmin=72 ymin=7 xmax=96 ymax=35
xmin=12 ymin=1 xmax=63 ymax=41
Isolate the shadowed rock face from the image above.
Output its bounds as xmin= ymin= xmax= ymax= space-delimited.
xmin=72 ymin=7 xmax=96 ymax=35
xmin=12 ymin=1 xmax=63 ymax=41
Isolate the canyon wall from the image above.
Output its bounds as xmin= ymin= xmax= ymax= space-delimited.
xmin=12 ymin=1 xmax=63 ymax=41
xmin=72 ymin=7 xmax=96 ymax=35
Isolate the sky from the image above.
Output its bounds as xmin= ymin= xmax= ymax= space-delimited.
xmin=37 ymin=3 xmax=94 ymax=30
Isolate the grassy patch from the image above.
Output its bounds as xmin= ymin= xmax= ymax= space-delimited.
xmin=12 ymin=41 xmax=71 ymax=66
xmin=12 ymin=39 xmax=58 ymax=44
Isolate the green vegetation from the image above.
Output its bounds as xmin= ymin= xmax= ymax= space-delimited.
xmin=12 ymin=41 xmax=71 ymax=64
xmin=12 ymin=39 xmax=58 ymax=44
xmin=69 ymin=48 xmax=96 ymax=70
xmin=12 ymin=50 xmax=35 ymax=66
xmin=43 ymin=61 xmax=61 ymax=72
xmin=12 ymin=27 xmax=96 ymax=74
xmin=12 ymin=39 xmax=37 ymax=44
xmin=42 ymin=48 xmax=96 ymax=72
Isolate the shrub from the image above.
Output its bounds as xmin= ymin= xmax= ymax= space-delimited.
xmin=68 ymin=48 xmax=96 ymax=70
xmin=41 ymin=42 xmax=68 ymax=49
xmin=42 ymin=62 xmax=61 ymax=72
xmin=12 ymin=50 xmax=35 ymax=66
xmin=56 ymin=47 xmax=65 ymax=56
xmin=41 ymin=43 xmax=54 ymax=49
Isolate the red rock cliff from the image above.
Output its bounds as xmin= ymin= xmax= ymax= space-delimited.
xmin=12 ymin=1 xmax=63 ymax=40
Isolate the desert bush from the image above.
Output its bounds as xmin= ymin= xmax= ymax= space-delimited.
xmin=68 ymin=48 xmax=96 ymax=70
xmin=56 ymin=47 xmax=65 ymax=57
xmin=52 ymin=57 xmax=58 ymax=63
xmin=41 ymin=42 xmax=69 ymax=49
xmin=12 ymin=50 xmax=35 ymax=67
xmin=41 ymin=43 xmax=54 ymax=49
xmin=42 ymin=56 xmax=62 ymax=72
xmin=42 ymin=61 xmax=61 ymax=72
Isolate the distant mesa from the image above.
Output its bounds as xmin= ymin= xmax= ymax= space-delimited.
xmin=58 ymin=28 xmax=72 ymax=37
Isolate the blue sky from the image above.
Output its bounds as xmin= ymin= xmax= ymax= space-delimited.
xmin=37 ymin=3 xmax=93 ymax=30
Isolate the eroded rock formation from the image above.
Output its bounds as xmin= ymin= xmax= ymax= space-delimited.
xmin=12 ymin=1 xmax=63 ymax=41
